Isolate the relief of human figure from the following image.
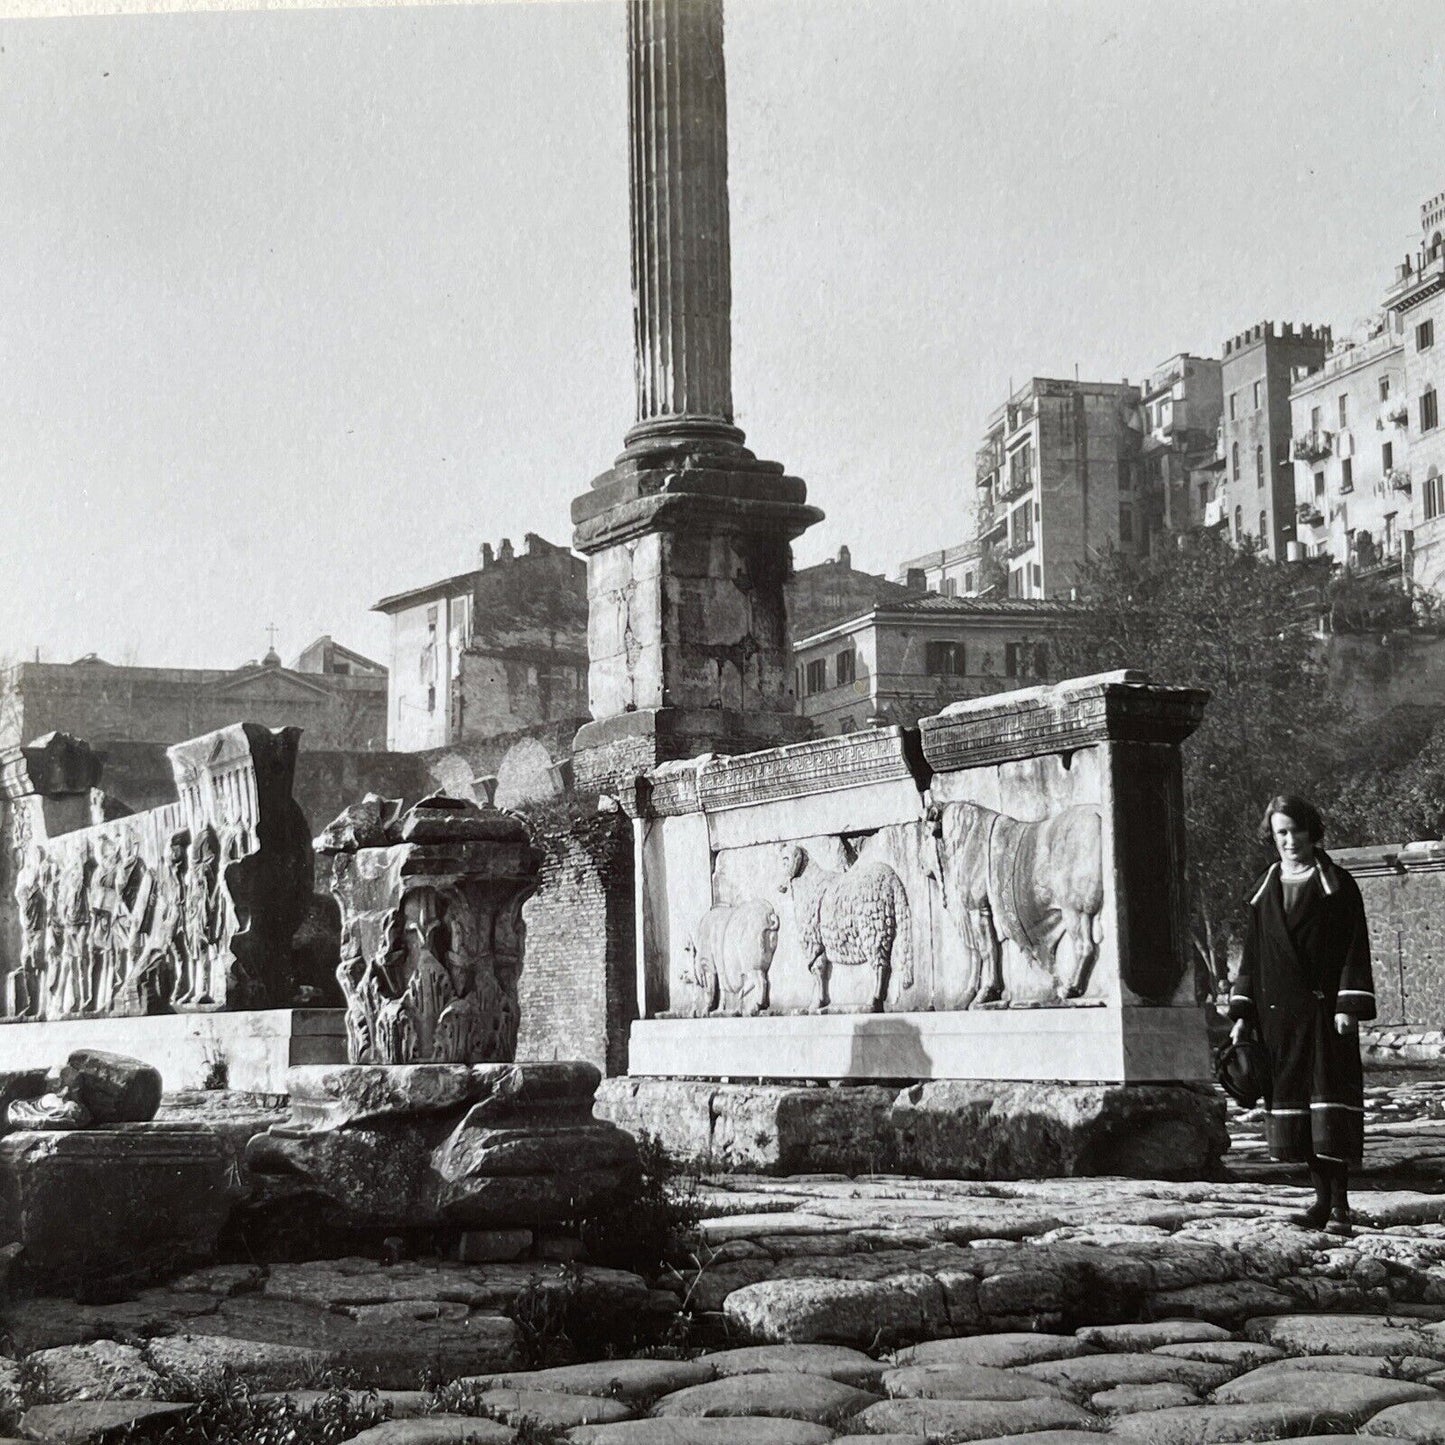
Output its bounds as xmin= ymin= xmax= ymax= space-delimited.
xmin=11 ymin=846 xmax=48 ymax=1019
xmin=87 ymin=835 xmax=122 ymax=1013
xmin=56 ymin=844 xmax=96 ymax=1016
xmin=137 ymin=829 xmax=190 ymax=1011
xmin=43 ymin=858 xmax=65 ymax=1017
xmin=179 ymin=824 xmax=225 ymax=1006
xmin=111 ymin=833 xmax=160 ymax=1011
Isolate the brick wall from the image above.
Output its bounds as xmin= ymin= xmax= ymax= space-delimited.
xmin=519 ymin=808 xmax=636 ymax=1075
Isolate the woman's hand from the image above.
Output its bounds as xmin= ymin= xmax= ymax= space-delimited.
xmin=1335 ymin=1013 xmax=1357 ymax=1036
xmin=1230 ymin=1018 xmax=1248 ymax=1044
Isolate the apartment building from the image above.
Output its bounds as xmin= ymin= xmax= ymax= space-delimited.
xmin=1290 ymin=315 xmax=1410 ymax=573
xmin=1217 ymin=321 xmax=1330 ymax=559
xmin=1386 ymin=191 xmax=1445 ymax=597
xmin=973 ymin=377 xmax=1143 ymax=600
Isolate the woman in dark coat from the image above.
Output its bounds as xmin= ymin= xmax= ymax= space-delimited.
xmin=1228 ymin=795 xmax=1374 ymax=1235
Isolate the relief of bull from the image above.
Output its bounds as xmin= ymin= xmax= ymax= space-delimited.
xmin=779 ymin=844 xmax=912 ymax=1013
xmin=681 ymin=898 xmax=780 ymax=1017
xmin=932 ymin=801 xmax=1104 ymax=1005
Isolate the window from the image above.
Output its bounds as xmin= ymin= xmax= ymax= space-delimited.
xmin=1383 ymin=441 xmax=1394 ymax=473
xmin=1341 ymin=458 xmax=1353 ymax=493
xmin=1255 ymin=445 xmax=1265 ymax=487
xmin=1310 ymin=405 xmax=1321 ymax=430
xmin=964 ymin=571 xmax=975 ymax=593
xmin=1259 ymin=510 xmax=1268 ymax=542
xmin=426 ymin=684 xmax=436 ymax=713
xmin=426 ymin=605 xmax=438 ymax=633
xmin=1118 ymin=504 xmax=1133 ymax=543
xmin=836 ymin=648 xmax=856 ymax=685
xmin=804 ymin=658 xmax=827 ymax=695
xmin=1253 ymin=380 xmax=1262 ymax=410
xmin=1008 ymin=569 xmax=1024 ymax=598
xmin=1380 ymin=376 xmax=1391 ymax=403
xmin=1031 ymin=563 xmax=1042 ymax=588
xmin=1338 ymin=395 xmax=1349 ymax=429
xmin=1314 ymin=471 xmax=1325 ymax=502
xmin=1418 ymin=319 xmax=1435 ymax=351
xmin=1034 ymin=642 xmax=1050 ymax=677
xmin=1426 ymin=470 xmax=1445 ymax=522
xmin=1004 ymin=642 xmax=1022 ymax=678
xmin=1234 ymin=505 xmax=1243 ymax=542
xmin=1423 ymin=388 xmax=1440 ymax=432
xmin=1231 ymin=442 xmax=1240 ymax=482
xmin=941 ymin=577 xmax=957 ymax=597
xmin=925 ymin=641 xmax=965 ymax=677
xmin=1229 ymin=392 xmax=1237 ymax=420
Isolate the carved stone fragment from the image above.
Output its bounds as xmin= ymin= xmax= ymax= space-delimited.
xmin=0 ymin=723 xmax=311 ymax=1020
xmin=317 ymin=795 xmax=540 ymax=1066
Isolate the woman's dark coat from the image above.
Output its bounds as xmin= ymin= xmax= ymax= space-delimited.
xmin=1228 ymin=852 xmax=1375 ymax=1165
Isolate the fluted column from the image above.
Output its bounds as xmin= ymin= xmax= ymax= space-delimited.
xmin=623 ymin=0 xmax=744 ymax=456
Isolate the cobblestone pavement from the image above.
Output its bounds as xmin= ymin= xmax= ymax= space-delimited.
xmin=9 ymin=1082 xmax=1445 ymax=1442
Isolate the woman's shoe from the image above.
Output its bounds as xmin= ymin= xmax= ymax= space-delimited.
xmin=1325 ymin=1207 xmax=1354 ymax=1237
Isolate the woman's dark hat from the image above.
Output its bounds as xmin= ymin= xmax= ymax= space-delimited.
xmin=1213 ymin=1036 xmax=1270 ymax=1109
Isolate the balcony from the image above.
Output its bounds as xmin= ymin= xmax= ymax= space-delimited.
xmin=1293 ymin=430 xmax=1334 ymax=462
xmin=1387 ymin=404 xmax=1409 ymax=429
xmin=975 ymin=501 xmax=1007 ymax=539
xmin=1388 ymin=468 xmax=1413 ymax=496
xmin=975 ymin=438 xmax=1004 ymax=484
xmin=1296 ymin=502 xmax=1325 ymax=528
xmin=998 ymin=468 xmax=1033 ymax=503
xmin=1006 ymin=534 xmax=1036 ymax=559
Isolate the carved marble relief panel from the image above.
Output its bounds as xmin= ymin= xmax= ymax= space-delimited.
xmin=660 ymin=743 xmax=1114 ymax=1018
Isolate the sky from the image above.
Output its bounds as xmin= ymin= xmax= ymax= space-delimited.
xmin=0 ymin=0 xmax=1441 ymax=671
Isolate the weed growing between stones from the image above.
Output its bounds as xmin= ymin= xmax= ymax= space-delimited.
xmin=508 ymin=1265 xmax=585 ymax=1370
xmin=578 ymin=1133 xmax=702 ymax=1278
xmin=0 ymin=1381 xmax=19 ymax=1436
xmin=112 ymin=1376 xmax=390 ymax=1445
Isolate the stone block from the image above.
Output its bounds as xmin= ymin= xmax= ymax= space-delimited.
xmin=598 ymin=1077 xmax=1227 ymax=1180
xmin=0 ymin=1124 xmax=237 ymax=1286
xmin=457 ymin=1229 xmax=533 ymax=1263
xmin=59 ymin=1051 xmax=161 ymax=1123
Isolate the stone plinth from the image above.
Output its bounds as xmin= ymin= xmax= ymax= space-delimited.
xmin=596 ymin=1077 xmax=1227 ymax=1180
xmin=626 ymin=1006 xmax=1210 ymax=1085
xmin=315 ymin=795 xmax=541 ymax=1065
xmin=3 ymin=722 xmax=312 ymax=1022
xmin=245 ymin=1062 xmax=639 ymax=1229
xmin=0 ymin=1124 xmax=239 ymax=1284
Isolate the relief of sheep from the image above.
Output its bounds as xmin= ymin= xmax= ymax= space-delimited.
xmin=680 ymin=897 xmax=780 ymax=1016
xmin=778 ymin=842 xmax=913 ymax=1012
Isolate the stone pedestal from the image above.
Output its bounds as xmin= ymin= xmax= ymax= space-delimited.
xmin=316 ymin=795 xmax=541 ymax=1065
xmin=606 ymin=671 xmax=1221 ymax=1175
xmin=245 ymin=1062 xmax=639 ymax=1229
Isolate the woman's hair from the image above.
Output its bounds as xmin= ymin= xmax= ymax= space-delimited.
xmin=1258 ymin=794 xmax=1325 ymax=847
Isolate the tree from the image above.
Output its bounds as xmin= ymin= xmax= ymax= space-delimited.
xmin=1056 ymin=531 xmax=1344 ymax=993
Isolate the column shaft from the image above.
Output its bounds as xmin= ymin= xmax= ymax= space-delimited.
xmin=626 ymin=0 xmax=737 ymax=446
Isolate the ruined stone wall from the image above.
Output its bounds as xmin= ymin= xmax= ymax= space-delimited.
xmin=518 ymin=809 xmax=635 ymax=1075
xmin=1332 ymin=842 xmax=1445 ymax=1028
